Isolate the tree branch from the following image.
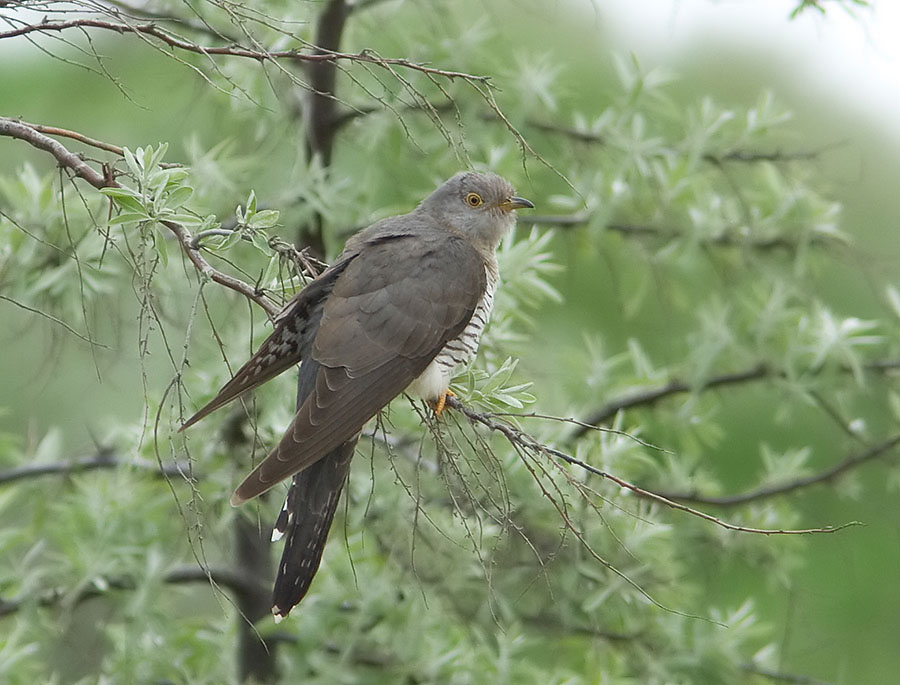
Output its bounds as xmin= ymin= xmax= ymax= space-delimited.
xmin=0 ymin=19 xmax=490 ymax=83
xmin=12 ymin=118 xmax=180 ymax=167
xmin=742 ymin=661 xmax=834 ymax=685
xmin=296 ymin=0 xmax=348 ymax=257
xmin=525 ymin=118 xmax=828 ymax=165
xmin=655 ymin=433 xmax=900 ymax=506
xmin=0 ymin=451 xmax=192 ymax=487
xmin=0 ymin=117 xmax=107 ymax=186
xmin=0 ymin=116 xmax=280 ymax=318
xmin=571 ymin=362 xmax=774 ymax=440
xmin=525 ymin=215 xmax=839 ymax=252
xmin=0 ymin=564 xmax=264 ymax=618
xmin=217 ymin=410 xmax=278 ymax=681
xmin=14 ymin=119 xmax=124 ymax=156
xmin=306 ymin=0 xmax=348 ymax=167
xmin=101 ymin=0 xmax=243 ymax=44
xmin=572 ymin=358 xmax=900 ymax=440
xmin=0 ymin=293 xmax=110 ymax=348
xmin=448 ymin=397 xmax=857 ymax=536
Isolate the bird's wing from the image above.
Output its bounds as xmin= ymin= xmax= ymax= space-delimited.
xmin=178 ymin=259 xmax=354 ymax=431
xmin=231 ymin=231 xmax=486 ymax=504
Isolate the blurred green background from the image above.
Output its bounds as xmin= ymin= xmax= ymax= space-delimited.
xmin=1 ymin=1 xmax=899 ymax=683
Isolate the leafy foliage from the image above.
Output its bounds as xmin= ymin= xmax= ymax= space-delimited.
xmin=0 ymin=0 xmax=896 ymax=683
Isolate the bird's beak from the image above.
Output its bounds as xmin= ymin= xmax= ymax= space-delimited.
xmin=499 ymin=196 xmax=535 ymax=211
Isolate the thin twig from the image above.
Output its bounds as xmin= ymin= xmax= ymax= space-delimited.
xmin=0 ymin=19 xmax=491 ymax=82
xmin=0 ymin=451 xmax=193 ymax=487
xmin=0 ymin=565 xmax=265 ymax=618
xmin=572 ymin=363 xmax=773 ymax=439
xmin=18 ymin=119 xmax=124 ymax=156
xmin=0 ymin=294 xmax=110 ymax=348
xmin=572 ymin=358 xmax=900 ymax=440
xmin=742 ymin=662 xmax=834 ymax=685
xmin=101 ymin=0 xmax=242 ymax=43
xmin=448 ymin=397 xmax=858 ymax=536
xmin=16 ymin=118 xmax=182 ymax=167
xmin=0 ymin=116 xmax=107 ymax=186
xmin=0 ymin=116 xmax=280 ymax=318
xmin=525 ymin=118 xmax=832 ymax=165
xmin=656 ymin=433 xmax=900 ymax=507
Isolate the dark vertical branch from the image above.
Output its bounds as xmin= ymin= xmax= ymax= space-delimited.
xmin=221 ymin=412 xmax=278 ymax=682
xmin=298 ymin=0 xmax=348 ymax=257
xmin=293 ymin=0 xmax=349 ymax=447
xmin=224 ymin=5 xmax=350 ymax=676
xmin=306 ymin=0 xmax=348 ymax=167
xmin=233 ymin=516 xmax=277 ymax=681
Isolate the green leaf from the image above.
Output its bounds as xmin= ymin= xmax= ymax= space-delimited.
xmin=147 ymin=142 xmax=169 ymax=173
xmin=139 ymin=145 xmax=155 ymax=173
xmin=123 ymin=147 xmax=141 ymax=177
xmin=248 ymin=209 xmax=279 ymax=230
xmin=249 ymin=230 xmax=270 ymax=253
xmin=262 ymin=254 xmax=281 ymax=287
xmin=164 ymin=185 xmax=193 ymax=210
xmin=108 ymin=212 xmax=149 ymax=226
xmin=98 ymin=186 xmax=139 ymax=200
xmin=99 ymin=188 xmax=146 ymax=214
xmin=165 ymin=213 xmax=202 ymax=224
xmin=216 ymin=229 xmax=243 ymax=251
xmin=886 ymin=285 xmax=900 ymax=320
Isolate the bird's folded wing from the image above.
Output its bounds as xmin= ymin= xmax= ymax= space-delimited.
xmin=231 ymin=230 xmax=486 ymax=503
xmin=179 ymin=259 xmax=353 ymax=431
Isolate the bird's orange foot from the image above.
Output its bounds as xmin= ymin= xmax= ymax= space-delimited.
xmin=429 ymin=389 xmax=456 ymax=417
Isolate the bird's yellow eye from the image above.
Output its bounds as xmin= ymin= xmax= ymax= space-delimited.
xmin=465 ymin=192 xmax=483 ymax=208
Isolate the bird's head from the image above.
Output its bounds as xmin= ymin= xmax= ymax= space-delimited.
xmin=420 ymin=171 xmax=534 ymax=251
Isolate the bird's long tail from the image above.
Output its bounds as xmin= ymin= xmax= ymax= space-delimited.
xmin=270 ymin=437 xmax=356 ymax=622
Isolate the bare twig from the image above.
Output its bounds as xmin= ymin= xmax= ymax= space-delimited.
xmin=0 ymin=565 xmax=265 ymax=618
xmin=163 ymin=219 xmax=280 ymax=318
xmin=448 ymin=397 xmax=858 ymax=536
xmin=101 ymin=0 xmax=242 ymax=43
xmin=0 ymin=294 xmax=110 ymax=348
xmin=15 ymin=118 xmax=182 ymax=167
xmin=0 ymin=19 xmax=491 ymax=83
xmin=656 ymin=433 xmax=900 ymax=507
xmin=525 ymin=118 xmax=830 ymax=165
xmin=17 ymin=119 xmax=124 ymax=156
xmin=742 ymin=661 xmax=834 ymax=685
xmin=0 ymin=451 xmax=193 ymax=487
xmin=0 ymin=116 xmax=107 ymax=186
xmin=0 ymin=116 xmax=280 ymax=318
xmin=526 ymin=215 xmax=840 ymax=252
xmin=572 ymin=363 xmax=773 ymax=440
xmin=572 ymin=358 xmax=900 ymax=440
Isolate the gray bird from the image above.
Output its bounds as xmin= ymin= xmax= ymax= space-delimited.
xmin=180 ymin=171 xmax=533 ymax=620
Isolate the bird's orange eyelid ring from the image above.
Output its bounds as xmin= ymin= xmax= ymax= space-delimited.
xmin=498 ymin=196 xmax=535 ymax=211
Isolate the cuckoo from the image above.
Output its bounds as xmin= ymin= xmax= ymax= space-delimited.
xmin=180 ymin=171 xmax=533 ymax=620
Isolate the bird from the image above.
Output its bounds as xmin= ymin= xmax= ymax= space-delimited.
xmin=180 ymin=171 xmax=533 ymax=621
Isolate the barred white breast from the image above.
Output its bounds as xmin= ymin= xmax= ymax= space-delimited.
xmin=407 ymin=259 xmax=499 ymax=402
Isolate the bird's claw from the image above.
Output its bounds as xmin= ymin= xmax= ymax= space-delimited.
xmin=430 ymin=389 xmax=456 ymax=417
